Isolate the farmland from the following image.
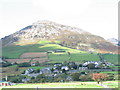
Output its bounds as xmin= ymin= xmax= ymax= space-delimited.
xmin=2 ymin=42 xmax=119 ymax=64
xmin=48 ymin=53 xmax=100 ymax=63
xmin=2 ymin=43 xmax=84 ymax=58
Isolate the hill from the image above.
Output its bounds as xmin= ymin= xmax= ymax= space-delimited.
xmin=107 ymin=38 xmax=120 ymax=46
xmin=2 ymin=40 xmax=119 ymax=65
xmin=1 ymin=20 xmax=119 ymax=64
xmin=1 ymin=20 xmax=118 ymax=54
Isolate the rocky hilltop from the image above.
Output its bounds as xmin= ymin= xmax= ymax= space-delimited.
xmin=107 ymin=38 xmax=120 ymax=46
xmin=1 ymin=20 xmax=118 ymax=54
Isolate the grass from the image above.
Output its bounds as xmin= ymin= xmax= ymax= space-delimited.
xmin=0 ymin=81 xmax=119 ymax=89
xmin=2 ymin=43 xmax=85 ymax=58
xmin=100 ymin=71 xmax=118 ymax=74
xmin=48 ymin=53 xmax=100 ymax=63
xmin=2 ymin=41 xmax=119 ymax=65
xmin=1 ymin=82 xmax=103 ymax=88
xmin=103 ymin=54 xmax=119 ymax=65
xmin=29 ymin=66 xmax=46 ymax=70
xmin=38 ymin=40 xmax=61 ymax=45
xmin=104 ymin=81 xmax=119 ymax=88
xmin=38 ymin=40 xmax=52 ymax=44
xmin=39 ymin=44 xmax=85 ymax=53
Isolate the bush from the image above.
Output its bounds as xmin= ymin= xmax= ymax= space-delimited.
xmin=106 ymin=74 xmax=114 ymax=81
xmin=0 ymin=62 xmax=12 ymax=67
xmin=54 ymin=77 xmax=65 ymax=82
xmin=8 ymin=76 xmax=22 ymax=83
xmin=87 ymin=63 xmax=95 ymax=69
xmin=71 ymin=73 xmax=80 ymax=81
xmin=21 ymin=70 xmax=25 ymax=74
xmin=114 ymin=74 xmax=119 ymax=80
xmin=18 ymin=62 xmax=31 ymax=67
xmin=79 ymin=75 xmax=93 ymax=81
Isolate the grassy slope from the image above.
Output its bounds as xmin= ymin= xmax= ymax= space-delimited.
xmin=2 ymin=40 xmax=119 ymax=64
xmin=49 ymin=53 xmax=100 ymax=63
xmin=102 ymin=54 xmax=119 ymax=65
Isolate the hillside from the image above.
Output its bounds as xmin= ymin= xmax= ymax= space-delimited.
xmin=107 ymin=38 xmax=120 ymax=46
xmin=1 ymin=20 xmax=118 ymax=54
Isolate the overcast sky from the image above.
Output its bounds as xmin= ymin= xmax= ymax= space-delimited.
xmin=0 ymin=0 xmax=119 ymax=39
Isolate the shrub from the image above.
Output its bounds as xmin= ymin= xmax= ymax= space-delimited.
xmin=114 ymin=74 xmax=119 ymax=80
xmin=87 ymin=63 xmax=95 ymax=69
xmin=106 ymin=74 xmax=114 ymax=81
xmin=71 ymin=73 xmax=80 ymax=81
xmin=1 ymin=62 xmax=12 ymax=67
xmin=79 ymin=75 xmax=93 ymax=81
xmin=18 ymin=62 xmax=31 ymax=67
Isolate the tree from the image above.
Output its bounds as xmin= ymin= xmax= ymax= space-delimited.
xmin=79 ymin=75 xmax=93 ymax=81
xmin=71 ymin=73 xmax=80 ymax=81
xmin=92 ymin=73 xmax=107 ymax=84
xmin=18 ymin=62 xmax=31 ymax=67
xmin=35 ymin=61 xmax=40 ymax=66
xmin=1 ymin=62 xmax=12 ymax=67
xmin=9 ymin=76 xmax=22 ymax=83
xmin=87 ymin=63 xmax=96 ymax=69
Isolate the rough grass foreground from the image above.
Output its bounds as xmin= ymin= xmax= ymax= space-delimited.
xmin=0 ymin=81 xmax=119 ymax=89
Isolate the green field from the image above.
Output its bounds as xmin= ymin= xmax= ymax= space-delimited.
xmin=2 ymin=43 xmax=84 ymax=58
xmin=103 ymin=54 xmax=119 ymax=65
xmin=101 ymin=71 xmax=118 ymax=74
xmin=104 ymin=81 xmax=119 ymax=88
xmin=2 ymin=41 xmax=119 ymax=64
xmin=0 ymin=81 xmax=119 ymax=89
xmin=48 ymin=53 xmax=100 ymax=63
xmin=0 ymin=82 xmax=103 ymax=88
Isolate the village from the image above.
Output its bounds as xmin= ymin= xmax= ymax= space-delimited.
xmin=0 ymin=58 xmax=118 ymax=86
xmin=0 ymin=51 xmax=119 ymax=86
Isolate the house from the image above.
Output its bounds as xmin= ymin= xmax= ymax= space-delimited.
xmin=22 ymin=78 xmax=30 ymax=83
xmin=54 ymin=63 xmax=62 ymax=67
xmin=0 ymin=80 xmax=11 ymax=86
xmin=25 ymin=68 xmax=34 ymax=75
xmin=53 ymin=69 xmax=60 ymax=74
xmin=31 ymin=63 xmax=36 ymax=66
xmin=61 ymin=66 xmax=69 ymax=71
xmin=53 ymin=66 xmax=58 ymax=70
xmin=83 ymin=61 xmax=101 ymax=67
xmin=80 ymin=72 xmax=87 ymax=75
xmin=79 ymin=67 xmax=88 ymax=70
xmin=54 ymin=50 xmax=66 ymax=53
xmin=67 ymin=70 xmax=79 ymax=74
xmin=47 ymin=51 xmax=53 ymax=53
xmin=41 ymin=68 xmax=52 ymax=74
xmin=27 ymin=73 xmax=40 ymax=77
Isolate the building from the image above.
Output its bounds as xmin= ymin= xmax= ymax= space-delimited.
xmin=0 ymin=80 xmax=10 ymax=86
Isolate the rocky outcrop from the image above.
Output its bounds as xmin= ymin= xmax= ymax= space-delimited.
xmin=1 ymin=20 xmax=118 ymax=53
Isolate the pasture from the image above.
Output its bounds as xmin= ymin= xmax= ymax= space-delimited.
xmin=2 ymin=42 xmax=118 ymax=64
xmin=48 ymin=53 xmax=100 ymax=63
xmin=0 ymin=81 xmax=119 ymax=89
